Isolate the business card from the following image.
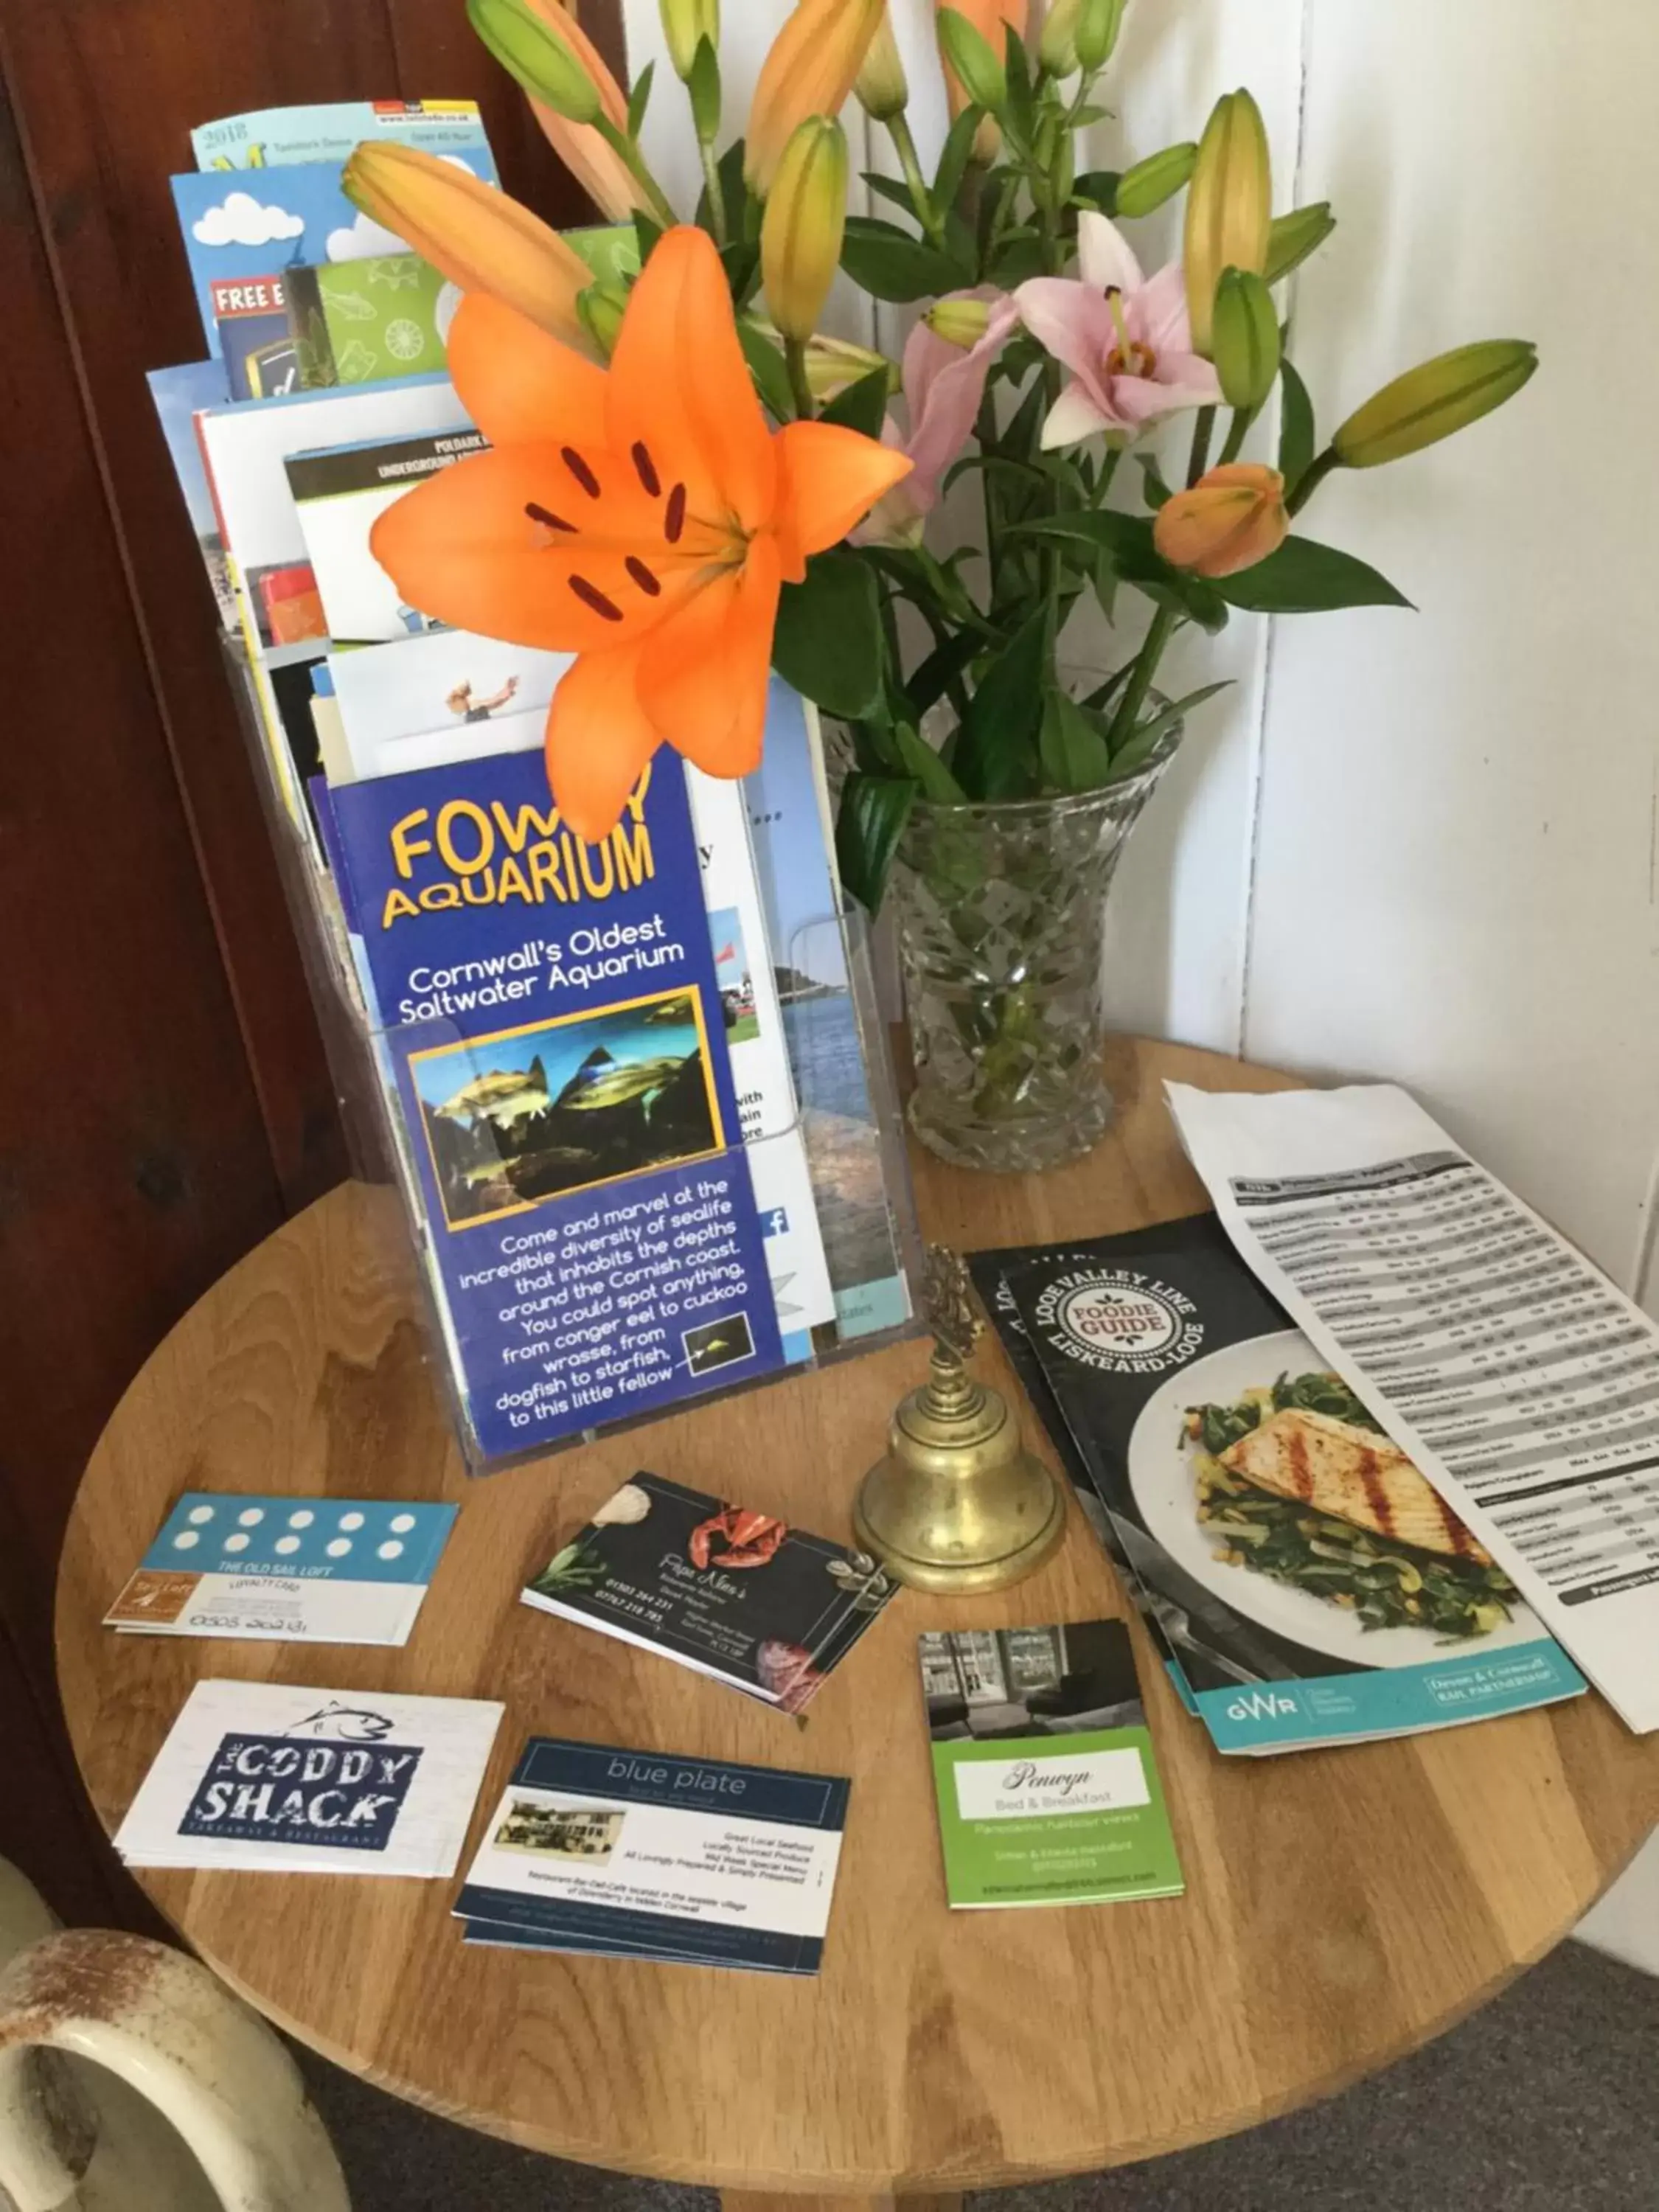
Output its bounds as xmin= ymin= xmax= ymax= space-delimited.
xmin=919 ymin=1620 xmax=1183 ymax=1909
xmin=105 ymin=1493 xmax=458 ymax=1646
xmin=521 ymin=1472 xmax=896 ymax=1711
xmin=115 ymin=1679 xmax=502 ymax=1877
xmin=455 ymin=1738 xmax=849 ymax=1973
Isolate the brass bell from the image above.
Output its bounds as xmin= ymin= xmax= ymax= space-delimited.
xmin=853 ymin=1248 xmax=1066 ymax=1594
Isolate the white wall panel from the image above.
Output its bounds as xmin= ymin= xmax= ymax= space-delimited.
xmin=1241 ymin=0 xmax=1659 ymax=1293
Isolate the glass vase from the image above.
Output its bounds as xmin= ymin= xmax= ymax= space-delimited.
xmin=891 ymin=760 xmax=1171 ymax=1174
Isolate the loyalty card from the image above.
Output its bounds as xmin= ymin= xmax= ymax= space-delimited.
xmin=456 ymin=1739 xmax=849 ymax=1974
xmin=114 ymin=1680 xmax=502 ymax=1877
xmin=105 ymin=1494 xmax=458 ymax=1646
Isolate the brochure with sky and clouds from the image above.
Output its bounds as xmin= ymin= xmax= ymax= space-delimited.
xmin=173 ymin=145 xmax=497 ymax=358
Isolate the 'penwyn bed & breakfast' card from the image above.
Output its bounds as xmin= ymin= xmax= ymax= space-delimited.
xmin=456 ymin=1737 xmax=848 ymax=1972
xmin=114 ymin=1680 xmax=502 ymax=1878
xmin=919 ymin=1620 xmax=1183 ymax=1910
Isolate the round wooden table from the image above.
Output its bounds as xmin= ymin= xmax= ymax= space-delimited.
xmin=58 ymin=1038 xmax=1659 ymax=2208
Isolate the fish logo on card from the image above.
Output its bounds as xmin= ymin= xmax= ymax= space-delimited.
xmin=179 ymin=1730 xmax=424 ymax=1850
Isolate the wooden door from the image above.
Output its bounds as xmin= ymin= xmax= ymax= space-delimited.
xmin=0 ymin=0 xmax=623 ymax=1927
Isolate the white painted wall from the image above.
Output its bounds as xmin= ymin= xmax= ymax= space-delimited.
xmin=619 ymin=0 xmax=1659 ymax=1972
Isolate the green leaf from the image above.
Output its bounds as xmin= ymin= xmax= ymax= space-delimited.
xmin=686 ymin=38 xmax=720 ymax=140
xmin=633 ymin=212 xmax=664 ymax=265
xmin=905 ymin=628 xmax=981 ymax=717
xmin=1014 ymin=509 xmax=1158 ymax=563
xmin=933 ymin=105 xmax=984 ymax=220
xmin=772 ymin=550 xmax=886 ymax=717
xmin=952 ymin=608 xmax=1048 ymax=799
xmin=1211 ymin=536 xmax=1413 ymax=614
xmin=1135 ymin=455 xmax=1174 ymax=509
xmin=1080 ymin=661 xmax=1137 ymax=714
xmin=627 ymin=58 xmax=655 ymax=139
xmin=893 ymin=720 xmax=967 ymax=802
xmin=1002 ymin=21 xmax=1035 ymax=140
xmin=1071 ymin=168 xmax=1121 ymax=216
xmin=737 ymin=319 xmax=794 ymax=421
xmin=850 ymin=717 xmax=903 ymax=774
xmin=836 ymin=773 xmax=919 ymax=913
xmin=1279 ymin=358 xmax=1316 ymax=494
xmin=985 ymin=230 xmax=1048 ymax=285
xmin=1108 ymin=681 xmax=1231 ymax=780
xmin=1040 ymin=689 xmax=1113 ymax=792
xmin=841 ymin=215 xmax=971 ymax=302
xmin=862 ymin=172 xmax=919 ymax=215
xmin=820 ymin=365 xmax=891 ymax=440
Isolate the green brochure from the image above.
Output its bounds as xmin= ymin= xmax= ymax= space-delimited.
xmin=919 ymin=1620 xmax=1183 ymax=1910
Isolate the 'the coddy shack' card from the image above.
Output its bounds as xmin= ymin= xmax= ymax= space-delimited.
xmin=114 ymin=1679 xmax=502 ymax=1878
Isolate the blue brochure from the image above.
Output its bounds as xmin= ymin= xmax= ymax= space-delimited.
xmin=456 ymin=1738 xmax=850 ymax=1973
xmin=172 ymin=146 xmax=498 ymax=356
xmin=327 ymin=747 xmax=788 ymax=1461
xmin=192 ymin=100 xmax=494 ymax=173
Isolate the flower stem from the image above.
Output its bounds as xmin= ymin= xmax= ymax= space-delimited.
xmin=1186 ymin=406 xmax=1217 ymax=487
xmin=888 ymin=111 xmax=947 ymax=249
xmin=1105 ymin=603 xmax=1178 ymax=754
xmin=696 ymin=131 xmax=728 ymax=245
xmin=1217 ymin=404 xmax=1256 ymax=468
xmin=1286 ymin=445 xmax=1340 ymax=516
xmin=594 ymin=114 xmax=678 ymax=230
xmin=784 ymin=336 xmax=816 ymax=421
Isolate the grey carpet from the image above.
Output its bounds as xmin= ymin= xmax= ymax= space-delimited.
xmin=295 ymin=1939 xmax=1659 ymax=2210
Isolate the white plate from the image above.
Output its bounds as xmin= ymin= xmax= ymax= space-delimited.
xmin=1127 ymin=1328 xmax=1545 ymax=1669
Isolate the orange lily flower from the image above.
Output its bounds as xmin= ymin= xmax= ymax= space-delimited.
xmin=372 ymin=226 xmax=912 ymax=839
xmin=519 ymin=0 xmax=649 ymax=220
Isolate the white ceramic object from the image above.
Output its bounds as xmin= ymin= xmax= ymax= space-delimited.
xmin=0 ymin=1858 xmax=349 ymax=2211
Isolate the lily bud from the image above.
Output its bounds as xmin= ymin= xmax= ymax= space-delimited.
xmin=804 ymin=330 xmax=897 ymax=398
xmin=1114 ymin=141 xmax=1197 ymax=219
xmin=1211 ymin=268 xmax=1280 ymax=411
xmin=467 ymin=0 xmax=602 ymax=124
xmin=1073 ymin=0 xmax=1125 ymax=72
xmin=925 ymin=296 xmax=992 ymax=348
xmin=659 ymin=0 xmax=719 ymax=81
xmin=1154 ymin=462 xmax=1288 ymax=578
xmin=761 ymin=116 xmax=849 ymax=344
xmin=746 ymin=0 xmax=884 ymax=194
xmin=855 ymin=7 xmax=909 ymax=119
xmin=1184 ymin=88 xmax=1272 ymax=356
xmin=342 ymin=141 xmax=597 ymax=352
xmin=1039 ymin=0 xmax=1083 ymax=74
xmin=1332 ymin=340 xmax=1539 ymax=468
xmin=1265 ymin=201 xmax=1335 ymax=285
xmin=936 ymin=7 xmax=1006 ymax=114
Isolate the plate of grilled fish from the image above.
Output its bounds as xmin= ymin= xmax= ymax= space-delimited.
xmin=1128 ymin=1329 xmax=1542 ymax=1666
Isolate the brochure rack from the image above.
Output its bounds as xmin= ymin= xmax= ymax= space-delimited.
xmin=226 ymin=639 xmax=927 ymax=1476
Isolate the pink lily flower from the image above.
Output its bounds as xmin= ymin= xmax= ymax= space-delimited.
xmin=1015 ymin=212 xmax=1222 ymax=448
xmin=855 ymin=288 xmax=1019 ymax=546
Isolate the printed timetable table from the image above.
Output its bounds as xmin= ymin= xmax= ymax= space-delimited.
xmin=1231 ymin=1152 xmax=1659 ymax=1610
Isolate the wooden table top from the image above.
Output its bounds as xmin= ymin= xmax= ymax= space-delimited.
xmin=57 ymin=1037 xmax=1659 ymax=2197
